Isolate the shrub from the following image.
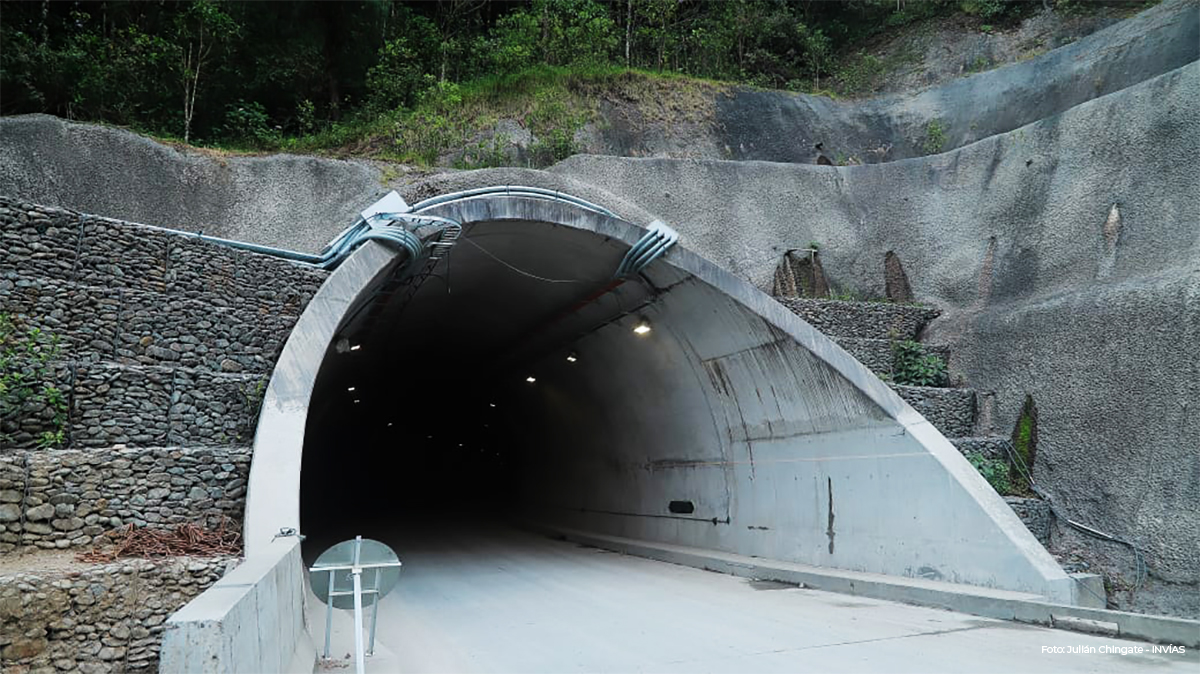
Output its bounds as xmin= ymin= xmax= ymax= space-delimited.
xmin=0 ymin=314 xmax=67 ymax=448
xmin=221 ymin=100 xmax=279 ymax=147
xmin=366 ymin=36 xmax=429 ymax=111
xmin=966 ymin=452 xmax=1013 ymax=494
xmin=923 ymin=119 xmax=947 ymax=154
xmin=891 ymin=340 xmax=948 ymax=387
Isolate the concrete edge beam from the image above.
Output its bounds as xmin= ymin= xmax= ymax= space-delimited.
xmin=534 ymin=524 xmax=1200 ymax=648
xmin=160 ymin=537 xmax=311 ymax=674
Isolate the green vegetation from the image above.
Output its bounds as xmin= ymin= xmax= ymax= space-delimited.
xmin=1 ymin=0 xmax=1050 ymax=156
xmin=1009 ymin=394 xmax=1038 ymax=495
xmin=923 ymin=119 xmax=947 ymax=154
xmin=967 ymin=55 xmax=992 ymax=73
xmin=236 ymin=376 xmax=269 ymax=443
xmin=829 ymin=47 xmax=913 ymax=98
xmin=275 ymin=65 xmax=719 ymax=166
xmin=966 ymin=452 xmax=1013 ymax=495
xmin=891 ymin=340 xmax=948 ymax=387
xmin=0 ymin=314 xmax=67 ymax=449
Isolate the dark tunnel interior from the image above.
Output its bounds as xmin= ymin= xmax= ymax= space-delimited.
xmin=299 ymin=220 xmax=667 ymax=560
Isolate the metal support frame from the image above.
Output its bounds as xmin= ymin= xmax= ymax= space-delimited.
xmin=311 ymin=536 xmax=403 ymax=674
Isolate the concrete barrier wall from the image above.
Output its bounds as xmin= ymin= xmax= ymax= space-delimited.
xmin=159 ymin=538 xmax=310 ymax=674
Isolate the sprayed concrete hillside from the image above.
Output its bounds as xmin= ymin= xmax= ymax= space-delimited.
xmin=0 ymin=0 xmax=1196 ymax=619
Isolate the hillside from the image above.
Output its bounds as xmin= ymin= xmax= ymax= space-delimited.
xmin=1 ymin=0 xmax=1164 ymax=167
xmin=277 ymin=0 xmax=1189 ymax=168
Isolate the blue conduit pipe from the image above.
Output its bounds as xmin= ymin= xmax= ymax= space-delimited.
xmin=135 ymin=187 xmax=667 ymax=277
xmin=614 ymin=221 xmax=679 ymax=279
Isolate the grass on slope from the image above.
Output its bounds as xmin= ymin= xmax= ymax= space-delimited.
xmin=276 ymin=65 xmax=727 ymax=168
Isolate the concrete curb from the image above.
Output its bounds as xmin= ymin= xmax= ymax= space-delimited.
xmin=535 ymin=524 xmax=1200 ymax=648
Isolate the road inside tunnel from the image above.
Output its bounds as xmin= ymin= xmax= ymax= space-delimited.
xmin=308 ymin=523 xmax=1195 ymax=674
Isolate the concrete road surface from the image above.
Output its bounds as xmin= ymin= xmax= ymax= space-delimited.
xmin=311 ymin=522 xmax=1196 ymax=674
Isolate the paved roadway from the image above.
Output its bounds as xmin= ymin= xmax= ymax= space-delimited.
xmin=313 ymin=522 xmax=1196 ymax=674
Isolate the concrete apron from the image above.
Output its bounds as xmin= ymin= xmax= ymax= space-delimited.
xmin=532 ymin=523 xmax=1200 ymax=649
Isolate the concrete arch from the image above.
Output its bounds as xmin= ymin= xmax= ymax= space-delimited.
xmin=245 ymin=191 xmax=1075 ymax=602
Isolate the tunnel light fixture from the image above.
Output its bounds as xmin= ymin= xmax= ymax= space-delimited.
xmin=566 ymin=352 xmax=578 ymax=363
xmin=347 ymin=386 xmax=356 ymax=392
xmin=387 ymin=422 xmax=393 ymax=427
xmin=526 ymin=376 xmax=537 ymax=383
xmin=353 ymin=399 xmax=361 ymax=404
xmin=349 ymin=344 xmax=362 ymax=351
xmin=489 ymin=403 xmax=496 ymax=408
xmin=633 ymin=319 xmax=652 ymax=335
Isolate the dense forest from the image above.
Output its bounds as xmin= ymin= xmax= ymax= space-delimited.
xmin=2 ymin=1 xmax=1056 ymax=149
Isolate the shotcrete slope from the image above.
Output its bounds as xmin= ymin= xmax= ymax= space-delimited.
xmin=697 ymin=0 xmax=1198 ymax=164
xmin=548 ymin=64 xmax=1200 ymax=618
xmin=0 ymin=116 xmax=382 ymax=252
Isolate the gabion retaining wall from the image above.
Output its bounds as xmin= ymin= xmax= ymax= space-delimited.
xmin=776 ymin=297 xmax=939 ymax=340
xmin=1 ymin=362 xmax=266 ymax=451
xmin=0 ymin=555 xmax=235 ymax=673
xmin=0 ymin=198 xmax=327 ymax=310
xmin=0 ymin=447 xmax=250 ymax=554
xmin=890 ymin=384 xmax=977 ymax=438
xmin=0 ymin=197 xmax=329 ymax=451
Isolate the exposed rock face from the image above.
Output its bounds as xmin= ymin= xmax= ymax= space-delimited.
xmin=884 ymin=251 xmax=913 ymax=304
xmin=772 ymin=250 xmax=830 ymax=299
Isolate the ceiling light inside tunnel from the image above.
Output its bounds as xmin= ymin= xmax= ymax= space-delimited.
xmin=353 ymin=399 xmax=361 ymax=404
xmin=633 ymin=320 xmax=652 ymax=335
xmin=349 ymin=344 xmax=362 ymax=351
xmin=566 ymin=353 xmax=578 ymax=363
xmin=489 ymin=403 xmax=496 ymax=408
xmin=347 ymin=386 xmax=356 ymax=392
xmin=526 ymin=376 xmax=537 ymax=383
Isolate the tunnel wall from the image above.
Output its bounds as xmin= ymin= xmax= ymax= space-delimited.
xmin=516 ymin=268 xmax=1067 ymax=598
xmin=246 ymin=194 xmax=1074 ymax=602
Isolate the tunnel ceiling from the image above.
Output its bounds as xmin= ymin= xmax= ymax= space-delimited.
xmin=314 ymin=220 xmax=688 ymax=394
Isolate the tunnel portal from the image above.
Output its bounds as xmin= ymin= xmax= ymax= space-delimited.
xmin=246 ymin=191 xmax=1076 ymax=602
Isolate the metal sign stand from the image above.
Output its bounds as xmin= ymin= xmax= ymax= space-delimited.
xmin=310 ymin=536 xmax=403 ymax=674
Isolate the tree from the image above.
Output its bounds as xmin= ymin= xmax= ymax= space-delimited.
xmin=366 ymin=36 xmax=429 ymax=111
xmin=797 ymin=23 xmax=832 ymax=89
xmin=175 ymin=1 xmax=238 ymax=143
